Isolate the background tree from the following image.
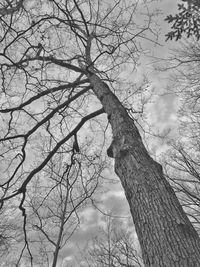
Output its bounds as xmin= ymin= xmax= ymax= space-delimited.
xmin=82 ymin=216 xmax=143 ymax=267
xmin=0 ymin=203 xmax=23 ymax=266
xmin=159 ymin=39 xmax=200 ymax=235
xmin=0 ymin=132 xmax=105 ymax=265
xmin=164 ymin=142 xmax=200 ymax=234
xmin=26 ymin=148 xmax=103 ymax=266
xmin=1 ymin=0 xmax=200 ymax=266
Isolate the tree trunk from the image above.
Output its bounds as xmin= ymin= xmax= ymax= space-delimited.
xmin=51 ymin=220 xmax=64 ymax=267
xmin=52 ymin=188 xmax=69 ymax=267
xmin=88 ymin=73 xmax=200 ymax=267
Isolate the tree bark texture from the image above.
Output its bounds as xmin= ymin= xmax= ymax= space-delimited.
xmin=88 ymin=73 xmax=200 ymax=267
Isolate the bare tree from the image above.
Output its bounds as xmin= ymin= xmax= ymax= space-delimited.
xmin=0 ymin=202 xmax=24 ymax=266
xmin=83 ymin=216 xmax=143 ymax=267
xmin=164 ymin=142 xmax=200 ymax=233
xmin=27 ymin=148 xmax=103 ymax=267
xmin=1 ymin=1 xmax=200 ymax=266
xmin=160 ymin=39 xmax=200 ymax=235
xmin=0 ymin=139 xmax=104 ymax=265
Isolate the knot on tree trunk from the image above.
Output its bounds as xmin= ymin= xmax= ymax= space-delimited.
xmin=107 ymin=135 xmax=132 ymax=158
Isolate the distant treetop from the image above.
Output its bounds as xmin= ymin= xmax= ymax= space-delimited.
xmin=165 ymin=0 xmax=200 ymax=41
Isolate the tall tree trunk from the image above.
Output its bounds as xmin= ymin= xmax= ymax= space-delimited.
xmin=88 ymin=73 xmax=200 ymax=266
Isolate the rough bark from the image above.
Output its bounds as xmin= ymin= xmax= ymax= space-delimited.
xmin=88 ymin=73 xmax=200 ymax=267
